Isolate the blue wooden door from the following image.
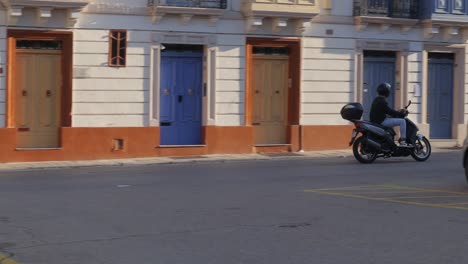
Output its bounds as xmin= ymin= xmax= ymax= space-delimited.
xmin=363 ymin=54 xmax=396 ymax=121
xmin=428 ymin=55 xmax=454 ymax=139
xmin=160 ymin=51 xmax=203 ymax=145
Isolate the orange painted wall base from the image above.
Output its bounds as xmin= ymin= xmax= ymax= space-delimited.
xmin=0 ymin=125 xmax=353 ymax=162
xmin=301 ymin=125 xmax=354 ymax=151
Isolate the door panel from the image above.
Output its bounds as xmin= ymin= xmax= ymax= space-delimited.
xmin=37 ymin=54 xmax=61 ymax=128
xmin=428 ymin=57 xmax=454 ymax=139
xmin=363 ymin=55 xmax=396 ymax=120
xmin=180 ymin=59 xmax=202 ymax=123
xmin=252 ymin=56 xmax=289 ymax=145
xmin=160 ymin=58 xmax=178 ymax=145
xmin=252 ymin=60 xmax=267 ymax=126
xmin=178 ymin=57 xmax=202 ymax=145
xmin=160 ymin=52 xmax=203 ymax=145
xmin=160 ymin=59 xmax=175 ymax=123
xmin=16 ymin=54 xmax=34 ymax=129
xmin=15 ymin=51 xmax=61 ymax=148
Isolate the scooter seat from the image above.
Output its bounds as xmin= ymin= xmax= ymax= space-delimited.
xmin=358 ymin=120 xmax=396 ymax=134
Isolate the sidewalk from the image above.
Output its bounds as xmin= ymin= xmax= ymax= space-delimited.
xmin=0 ymin=148 xmax=460 ymax=171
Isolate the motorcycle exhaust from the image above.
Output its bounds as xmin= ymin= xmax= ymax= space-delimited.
xmin=364 ymin=138 xmax=382 ymax=151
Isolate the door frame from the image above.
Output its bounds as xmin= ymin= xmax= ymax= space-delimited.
xmin=159 ymin=49 xmax=204 ymax=146
xmin=355 ymin=40 xmax=409 ymax=110
xmin=423 ymin=45 xmax=464 ymax=140
xmin=245 ymin=38 xmax=301 ymax=130
xmin=362 ymin=51 xmax=397 ymax=119
xmin=7 ymin=30 xmax=73 ymax=130
xmin=150 ymin=33 xmax=217 ymax=129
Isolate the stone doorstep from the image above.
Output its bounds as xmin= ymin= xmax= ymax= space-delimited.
xmin=430 ymin=139 xmax=461 ymax=149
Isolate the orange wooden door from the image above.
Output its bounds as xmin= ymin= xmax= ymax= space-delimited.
xmin=15 ymin=50 xmax=62 ymax=148
xmin=252 ymin=55 xmax=289 ymax=145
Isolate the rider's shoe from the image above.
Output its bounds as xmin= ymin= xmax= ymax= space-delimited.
xmin=398 ymin=139 xmax=412 ymax=148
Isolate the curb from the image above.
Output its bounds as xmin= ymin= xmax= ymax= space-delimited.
xmin=0 ymin=148 xmax=460 ymax=171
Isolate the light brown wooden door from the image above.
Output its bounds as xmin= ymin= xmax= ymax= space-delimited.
xmin=15 ymin=50 xmax=62 ymax=148
xmin=252 ymin=55 xmax=289 ymax=145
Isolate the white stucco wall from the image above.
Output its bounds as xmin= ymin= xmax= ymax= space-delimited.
xmin=0 ymin=0 xmax=465 ymax=144
xmin=70 ymin=0 xmax=248 ymax=127
xmin=301 ymin=34 xmax=355 ymax=126
xmin=215 ymin=34 xmax=245 ymax=126
xmin=72 ymin=28 xmax=151 ymax=127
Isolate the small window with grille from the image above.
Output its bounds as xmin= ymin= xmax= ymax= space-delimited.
xmin=109 ymin=30 xmax=127 ymax=67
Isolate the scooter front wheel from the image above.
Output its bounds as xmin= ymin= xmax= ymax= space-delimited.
xmin=411 ymin=136 xmax=431 ymax=162
xmin=353 ymin=137 xmax=378 ymax=164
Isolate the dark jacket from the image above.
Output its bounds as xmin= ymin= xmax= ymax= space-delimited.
xmin=369 ymin=96 xmax=405 ymax=124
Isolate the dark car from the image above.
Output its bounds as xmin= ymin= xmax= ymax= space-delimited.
xmin=464 ymin=139 xmax=468 ymax=183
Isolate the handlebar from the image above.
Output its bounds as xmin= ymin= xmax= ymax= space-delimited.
xmin=405 ymin=100 xmax=412 ymax=110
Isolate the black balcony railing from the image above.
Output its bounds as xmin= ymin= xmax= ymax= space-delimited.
xmin=353 ymin=0 xmax=419 ymax=19
xmin=148 ymin=0 xmax=227 ymax=9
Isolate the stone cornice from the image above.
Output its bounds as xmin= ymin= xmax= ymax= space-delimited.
xmin=6 ymin=0 xmax=89 ymax=26
xmin=242 ymin=1 xmax=320 ymax=20
xmin=241 ymin=1 xmax=319 ymax=33
xmin=149 ymin=5 xmax=225 ymax=25
xmin=421 ymin=19 xmax=468 ymax=40
xmin=8 ymin=0 xmax=89 ymax=9
xmin=354 ymin=16 xmax=418 ymax=32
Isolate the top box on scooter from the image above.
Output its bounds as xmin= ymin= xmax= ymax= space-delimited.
xmin=341 ymin=103 xmax=363 ymax=121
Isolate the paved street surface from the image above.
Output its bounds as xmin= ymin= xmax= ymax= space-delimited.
xmin=0 ymin=150 xmax=467 ymax=264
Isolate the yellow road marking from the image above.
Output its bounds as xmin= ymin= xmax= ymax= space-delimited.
xmin=307 ymin=190 xmax=468 ymax=211
xmin=309 ymin=185 xmax=392 ymax=191
xmin=434 ymin=202 xmax=468 ymax=206
xmin=390 ymin=195 xmax=468 ymax=199
xmin=322 ymin=190 xmax=440 ymax=194
xmin=307 ymin=185 xmax=468 ymax=196
xmin=305 ymin=185 xmax=468 ymax=211
xmin=0 ymin=253 xmax=19 ymax=264
xmin=377 ymin=185 xmax=468 ymax=195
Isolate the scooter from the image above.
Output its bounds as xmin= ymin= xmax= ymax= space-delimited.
xmin=341 ymin=101 xmax=431 ymax=164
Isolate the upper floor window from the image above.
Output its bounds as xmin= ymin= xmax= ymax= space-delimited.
xmin=109 ymin=30 xmax=127 ymax=67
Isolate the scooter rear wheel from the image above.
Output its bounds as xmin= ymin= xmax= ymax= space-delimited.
xmin=353 ymin=137 xmax=378 ymax=164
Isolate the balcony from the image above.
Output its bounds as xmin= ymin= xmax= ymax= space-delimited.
xmin=420 ymin=0 xmax=468 ymax=39
xmin=241 ymin=0 xmax=322 ymax=33
xmin=148 ymin=0 xmax=227 ymax=25
xmin=353 ymin=0 xmax=419 ymax=31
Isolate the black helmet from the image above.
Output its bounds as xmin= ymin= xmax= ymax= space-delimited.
xmin=377 ymin=82 xmax=391 ymax=98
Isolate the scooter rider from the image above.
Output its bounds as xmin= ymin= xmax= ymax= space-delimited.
xmin=369 ymin=83 xmax=410 ymax=147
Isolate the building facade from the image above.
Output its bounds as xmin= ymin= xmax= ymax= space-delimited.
xmin=0 ymin=0 xmax=466 ymax=162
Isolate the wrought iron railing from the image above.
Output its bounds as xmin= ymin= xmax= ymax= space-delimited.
xmin=148 ymin=0 xmax=227 ymax=9
xmin=353 ymin=0 xmax=419 ymax=19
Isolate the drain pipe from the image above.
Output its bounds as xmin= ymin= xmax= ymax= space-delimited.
xmin=298 ymin=124 xmax=304 ymax=153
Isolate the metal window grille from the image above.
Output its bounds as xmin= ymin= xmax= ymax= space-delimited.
xmin=148 ymin=0 xmax=227 ymax=9
xmin=391 ymin=0 xmax=418 ymax=18
xmin=109 ymin=30 xmax=127 ymax=67
xmin=353 ymin=0 xmax=418 ymax=18
xmin=16 ymin=40 xmax=63 ymax=50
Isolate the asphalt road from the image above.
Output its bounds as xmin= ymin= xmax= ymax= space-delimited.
xmin=0 ymin=151 xmax=467 ymax=264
